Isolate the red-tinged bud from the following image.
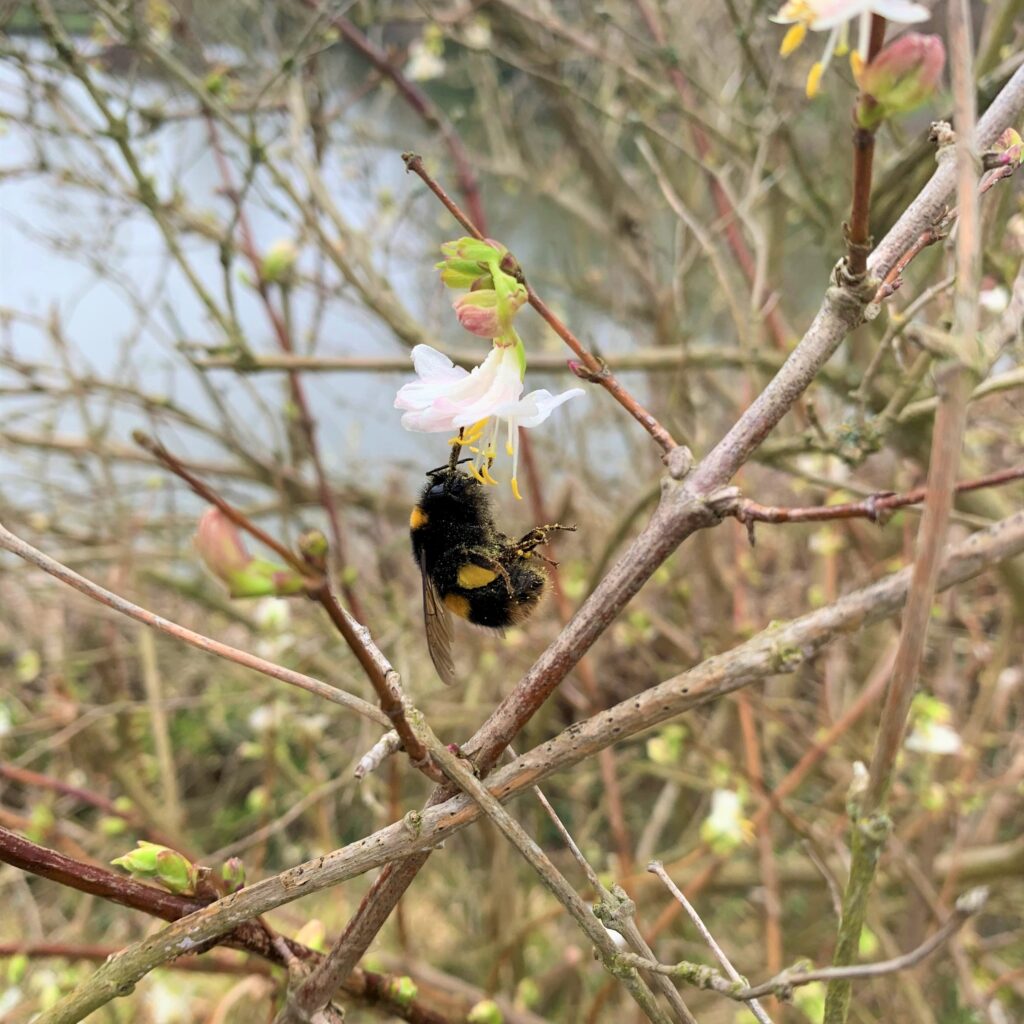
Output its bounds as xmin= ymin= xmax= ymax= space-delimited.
xmin=221 ymin=857 xmax=246 ymax=892
xmin=453 ymin=284 xmax=527 ymax=338
xmin=194 ymin=508 xmax=305 ymax=599
xmin=857 ymin=33 xmax=945 ymax=130
xmin=984 ymin=127 xmax=1024 ymax=170
xmin=194 ymin=509 xmax=249 ymax=581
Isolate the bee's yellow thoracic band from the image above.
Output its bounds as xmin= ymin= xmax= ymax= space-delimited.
xmin=457 ymin=564 xmax=498 ymax=589
xmin=410 ymin=506 xmax=428 ymax=530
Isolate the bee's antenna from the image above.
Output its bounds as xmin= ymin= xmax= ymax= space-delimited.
xmin=447 ymin=427 xmax=465 ymax=471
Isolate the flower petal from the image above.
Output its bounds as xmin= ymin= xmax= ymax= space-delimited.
xmin=794 ymin=0 xmax=873 ymax=31
xmin=450 ymin=375 xmax=523 ymax=425
xmin=872 ymin=0 xmax=930 ymax=23
xmin=396 ymin=344 xmax=503 ymax=413
xmin=493 ymin=387 xmax=585 ymax=428
xmin=411 ymin=344 xmax=465 ymax=383
xmin=400 ymin=406 xmax=463 ymax=433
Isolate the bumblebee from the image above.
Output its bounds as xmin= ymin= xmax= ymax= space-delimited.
xmin=410 ymin=453 xmax=574 ymax=685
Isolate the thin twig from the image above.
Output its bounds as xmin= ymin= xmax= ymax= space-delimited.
xmin=622 ymin=887 xmax=986 ymax=1002
xmin=729 ymin=465 xmax=1024 ymax=537
xmin=528 ymin=774 xmax=697 ymax=1024
xmin=648 ymin=862 xmax=774 ymax=1024
xmin=846 ymin=16 xmax=888 ymax=277
xmin=0 ymin=522 xmax=388 ymax=729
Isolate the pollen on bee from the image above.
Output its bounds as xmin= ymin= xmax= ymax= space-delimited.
xmin=409 ymin=506 xmax=429 ymax=530
xmin=457 ymin=564 xmax=498 ymax=589
xmin=443 ymin=594 xmax=471 ymax=619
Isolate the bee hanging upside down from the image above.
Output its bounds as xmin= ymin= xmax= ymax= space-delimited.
xmin=410 ymin=448 xmax=575 ymax=685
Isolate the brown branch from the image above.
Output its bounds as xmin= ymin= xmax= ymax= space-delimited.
xmin=192 ymin=343 xmax=852 ymax=383
xmin=0 ymin=943 xmax=268 ymax=976
xmin=874 ymin=163 xmax=1017 ymax=303
xmin=401 ymin=151 xmax=679 ymax=455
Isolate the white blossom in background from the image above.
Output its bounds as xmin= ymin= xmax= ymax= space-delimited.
xmin=906 ymin=721 xmax=963 ymax=755
xmin=906 ymin=695 xmax=963 ymax=755
xmin=700 ymin=788 xmax=753 ymax=853
xmin=406 ymin=28 xmax=446 ymax=81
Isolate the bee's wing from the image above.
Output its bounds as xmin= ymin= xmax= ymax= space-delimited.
xmin=420 ymin=551 xmax=457 ymax=686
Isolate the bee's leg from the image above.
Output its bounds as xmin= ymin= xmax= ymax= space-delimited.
xmin=513 ymin=524 xmax=576 ymax=567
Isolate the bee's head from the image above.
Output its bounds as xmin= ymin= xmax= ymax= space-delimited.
xmin=424 ymin=465 xmax=478 ymax=500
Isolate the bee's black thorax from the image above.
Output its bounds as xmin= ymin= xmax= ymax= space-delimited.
xmin=411 ymin=469 xmax=496 ymax=572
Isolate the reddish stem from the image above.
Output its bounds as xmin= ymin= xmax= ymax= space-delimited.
xmin=847 ymin=16 xmax=888 ymax=276
xmin=732 ymin=465 xmax=1024 ymax=534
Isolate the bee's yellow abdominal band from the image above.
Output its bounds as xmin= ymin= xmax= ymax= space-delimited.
xmin=443 ymin=594 xmax=471 ymax=618
xmin=458 ymin=564 xmax=498 ymax=589
xmin=410 ymin=506 xmax=428 ymax=530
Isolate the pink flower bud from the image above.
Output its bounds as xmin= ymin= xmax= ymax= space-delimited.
xmin=453 ymin=284 xmax=526 ymax=338
xmin=194 ymin=508 xmax=305 ymax=598
xmin=194 ymin=508 xmax=250 ymax=581
xmin=857 ymin=33 xmax=945 ymax=129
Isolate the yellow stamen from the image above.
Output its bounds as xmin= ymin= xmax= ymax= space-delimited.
xmin=806 ymin=62 xmax=824 ymax=99
xmin=779 ymin=22 xmax=806 ymax=58
xmin=510 ymin=477 xmax=522 ymax=501
xmin=481 ymin=463 xmax=499 ymax=486
xmin=462 ymin=418 xmax=488 ymax=443
xmin=849 ymin=50 xmax=864 ymax=84
xmin=506 ymin=440 xmax=513 ymax=455
xmin=467 ymin=462 xmax=487 ymax=484
xmin=468 ymin=446 xmax=481 ymax=454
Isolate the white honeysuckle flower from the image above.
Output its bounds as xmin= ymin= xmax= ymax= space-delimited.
xmin=773 ymin=0 xmax=930 ymax=98
xmin=700 ymin=788 xmax=754 ymax=852
xmin=906 ymin=721 xmax=963 ymax=755
xmin=406 ymin=39 xmax=445 ymax=81
xmin=395 ymin=343 xmax=584 ymax=498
